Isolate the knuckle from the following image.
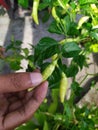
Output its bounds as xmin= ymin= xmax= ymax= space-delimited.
xmin=10 ymin=74 xmax=22 ymax=89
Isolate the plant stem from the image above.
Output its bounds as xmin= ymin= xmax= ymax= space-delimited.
xmin=86 ymin=72 xmax=98 ymax=76
xmin=59 ymin=36 xmax=91 ymax=45
xmin=79 ymin=74 xmax=88 ymax=85
xmin=80 ymin=72 xmax=98 ymax=85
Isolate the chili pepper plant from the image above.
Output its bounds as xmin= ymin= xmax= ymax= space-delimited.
xmin=0 ymin=0 xmax=98 ymax=130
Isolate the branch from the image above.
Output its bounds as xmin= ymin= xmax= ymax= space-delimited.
xmin=74 ymin=75 xmax=98 ymax=104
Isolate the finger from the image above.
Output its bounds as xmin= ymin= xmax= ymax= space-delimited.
xmin=0 ymin=95 xmax=8 ymax=116
xmin=24 ymin=90 xmax=34 ymax=102
xmin=5 ymin=91 xmax=27 ymax=100
xmin=2 ymin=81 xmax=48 ymax=130
xmin=4 ymin=93 xmax=12 ymax=98
xmin=18 ymin=91 xmax=27 ymax=99
xmin=8 ymin=100 xmax=22 ymax=112
xmin=25 ymin=81 xmax=48 ymax=116
xmin=0 ymin=72 xmax=43 ymax=93
xmin=8 ymin=96 xmax=18 ymax=104
xmin=8 ymin=91 xmax=33 ymax=112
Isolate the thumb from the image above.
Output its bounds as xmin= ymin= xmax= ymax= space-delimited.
xmin=0 ymin=72 xmax=43 ymax=93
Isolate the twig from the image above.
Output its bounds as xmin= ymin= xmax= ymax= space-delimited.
xmin=74 ymin=75 xmax=98 ymax=104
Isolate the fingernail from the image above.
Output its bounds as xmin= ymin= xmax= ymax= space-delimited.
xmin=30 ymin=72 xmax=43 ymax=86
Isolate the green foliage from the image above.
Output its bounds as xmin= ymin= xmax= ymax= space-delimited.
xmin=34 ymin=37 xmax=59 ymax=65
xmin=79 ymin=0 xmax=98 ymax=5
xmin=1 ymin=0 xmax=98 ymax=129
xmin=62 ymin=42 xmax=81 ymax=58
xmin=18 ymin=0 xmax=29 ymax=8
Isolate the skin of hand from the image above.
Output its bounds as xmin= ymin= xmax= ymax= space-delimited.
xmin=0 ymin=71 xmax=48 ymax=130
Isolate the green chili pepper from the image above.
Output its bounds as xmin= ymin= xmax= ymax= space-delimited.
xmin=59 ymin=72 xmax=68 ymax=103
xmin=32 ymin=0 xmax=40 ymax=24
xmin=52 ymin=6 xmax=60 ymax=23
xmin=77 ymin=16 xmax=89 ymax=29
xmin=28 ymin=59 xmax=57 ymax=92
xmin=42 ymin=59 xmax=58 ymax=81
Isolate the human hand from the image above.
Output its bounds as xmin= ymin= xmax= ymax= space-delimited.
xmin=0 ymin=72 xmax=48 ymax=130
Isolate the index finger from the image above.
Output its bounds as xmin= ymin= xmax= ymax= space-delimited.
xmin=0 ymin=72 xmax=43 ymax=93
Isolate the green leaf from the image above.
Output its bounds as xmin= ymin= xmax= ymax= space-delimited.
xmin=73 ymin=55 xmax=86 ymax=69
xmin=5 ymin=43 xmax=14 ymax=52
xmin=16 ymin=120 xmax=37 ymax=130
xmin=64 ymin=102 xmax=73 ymax=120
xmin=43 ymin=121 xmax=49 ymax=130
xmin=22 ymin=48 xmax=29 ymax=57
xmin=5 ymin=54 xmax=24 ymax=71
xmin=48 ymin=66 xmax=61 ymax=88
xmin=71 ymin=81 xmax=83 ymax=96
xmin=34 ymin=37 xmax=59 ymax=65
xmin=18 ymin=0 xmax=29 ymax=8
xmin=27 ymin=55 xmax=34 ymax=61
xmin=65 ymin=62 xmax=79 ymax=77
xmin=39 ymin=2 xmax=49 ymax=10
xmin=54 ymin=114 xmax=63 ymax=121
xmin=9 ymin=61 xmax=22 ymax=70
xmin=80 ymin=121 xmax=88 ymax=130
xmin=48 ymin=21 xmax=64 ymax=35
xmin=58 ymin=0 xmax=70 ymax=9
xmin=49 ymin=15 xmax=71 ymax=35
xmin=42 ymin=11 xmax=50 ymax=23
xmin=62 ymin=42 xmax=81 ymax=58
xmin=35 ymin=37 xmax=59 ymax=53
xmin=90 ymin=31 xmax=98 ymax=40
xmin=79 ymin=0 xmax=98 ymax=5
xmin=6 ymin=40 xmax=22 ymax=52
xmin=48 ymin=89 xmax=59 ymax=113
xmin=68 ymin=22 xmax=80 ymax=36
xmin=34 ymin=112 xmax=46 ymax=126
xmin=70 ymin=1 xmax=77 ymax=10
xmin=26 ymin=55 xmax=35 ymax=71
xmin=61 ymin=15 xmax=71 ymax=35
xmin=15 ymin=40 xmax=23 ymax=46
xmin=6 ymin=54 xmax=24 ymax=62
xmin=71 ymin=125 xmax=78 ymax=130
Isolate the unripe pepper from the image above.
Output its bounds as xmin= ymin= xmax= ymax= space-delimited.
xmin=59 ymin=72 xmax=68 ymax=103
xmin=52 ymin=6 xmax=60 ymax=23
xmin=42 ymin=59 xmax=57 ymax=81
xmin=77 ymin=16 xmax=89 ymax=29
xmin=28 ymin=59 xmax=57 ymax=92
xmin=32 ymin=0 xmax=40 ymax=24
